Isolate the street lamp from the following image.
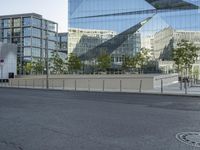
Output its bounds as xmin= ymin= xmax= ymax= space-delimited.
xmin=45 ymin=36 xmax=49 ymax=89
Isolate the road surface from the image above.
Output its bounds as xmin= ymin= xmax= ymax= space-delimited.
xmin=0 ymin=88 xmax=200 ymax=150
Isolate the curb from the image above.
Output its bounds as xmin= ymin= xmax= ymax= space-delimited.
xmin=0 ymin=86 xmax=200 ymax=98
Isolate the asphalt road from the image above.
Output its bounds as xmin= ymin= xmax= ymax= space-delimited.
xmin=0 ymin=88 xmax=200 ymax=150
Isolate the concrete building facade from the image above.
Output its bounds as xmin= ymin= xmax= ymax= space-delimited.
xmin=0 ymin=42 xmax=17 ymax=79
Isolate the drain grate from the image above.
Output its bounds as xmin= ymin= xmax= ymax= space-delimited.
xmin=176 ymin=132 xmax=200 ymax=147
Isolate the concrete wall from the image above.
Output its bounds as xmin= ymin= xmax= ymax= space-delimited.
xmin=10 ymin=74 xmax=178 ymax=92
xmin=0 ymin=43 xmax=17 ymax=79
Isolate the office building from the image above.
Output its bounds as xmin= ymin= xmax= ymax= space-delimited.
xmin=154 ymin=27 xmax=200 ymax=60
xmin=68 ymin=28 xmax=116 ymax=56
xmin=58 ymin=32 xmax=68 ymax=59
xmin=0 ymin=13 xmax=58 ymax=74
xmin=69 ymin=0 xmax=200 ymax=65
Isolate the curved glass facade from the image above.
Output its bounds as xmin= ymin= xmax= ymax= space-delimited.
xmin=69 ymin=0 xmax=200 ymax=66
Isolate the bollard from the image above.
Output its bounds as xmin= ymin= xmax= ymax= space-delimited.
xmin=139 ymin=80 xmax=142 ymax=93
xmin=120 ymin=80 xmax=122 ymax=92
xmin=18 ymin=80 xmax=19 ymax=88
xmin=161 ymin=79 xmax=163 ymax=94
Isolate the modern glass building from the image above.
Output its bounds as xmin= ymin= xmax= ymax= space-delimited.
xmin=69 ymin=0 xmax=200 ymax=66
xmin=0 ymin=13 xmax=58 ymax=74
xmin=58 ymin=32 xmax=68 ymax=59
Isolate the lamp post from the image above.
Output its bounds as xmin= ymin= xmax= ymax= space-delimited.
xmin=45 ymin=36 xmax=49 ymax=89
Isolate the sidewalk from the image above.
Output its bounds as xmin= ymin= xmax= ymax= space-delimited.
xmin=146 ymin=83 xmax=200 ymax=96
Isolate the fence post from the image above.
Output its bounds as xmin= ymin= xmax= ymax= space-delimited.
xmin=25 ymin=79 xmax=27 ymax=88
xmin=42 ymin=79 xmax=44 ymax=89
xmin=75 ymin=80 xmax=77 ymax=91
xmin=185 ymin=81 xmax=187 ymax=95
xmin=88 ymin=79 xmax=90 ymax=92
xmin=120 ymin=80 xmax=122 ymax=92
xmin=139 ymin=80 xmax=142 ymax=93
xmin=33 ymin=79 xmax=35 ymax=88
xmin=161 ymin=79 xmax=163 ymax=94
xmin=63 ymin=79 xmax=65 ymax=90
xmin=52 ymin=79 xmax=54 ymax=89
xmin=103 ymin=80 xmax=105 ymax=92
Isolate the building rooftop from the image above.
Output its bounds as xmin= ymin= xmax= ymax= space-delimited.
xmin=0 ymin=13 xmax=58 ymax=24
xmin=0 ymin=13 xmax=42 ymax=18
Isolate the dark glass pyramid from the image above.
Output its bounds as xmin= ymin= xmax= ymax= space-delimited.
xmin=146 ymin=0 xmax=198 ymax=9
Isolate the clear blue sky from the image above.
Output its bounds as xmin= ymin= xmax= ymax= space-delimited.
xmin=0 ymin=0 xmax=68 ymax=32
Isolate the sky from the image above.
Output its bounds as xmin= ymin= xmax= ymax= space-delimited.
xmin=0 ymin=0 xmax=68 ymax=32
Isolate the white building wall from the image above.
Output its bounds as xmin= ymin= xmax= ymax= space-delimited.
xmin=0 ymin=43 xmax=17 ymax=79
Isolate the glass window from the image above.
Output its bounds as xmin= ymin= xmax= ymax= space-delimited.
xmin=32 ymin=18 xmax=41 ymax=28
xmin=47 ymin=22 xmax=56 ymax=31
xmin=12 ymin=37 xmax=21 ymax=45
xmin=24 ymin=47 xmax=31 ymax=56
xmin=48 ymin=50 xmax=54 ymax=58
xmin=23 ymin=37 xmax=31 ymax=46
xmin=3 ymin=19 xmax=11 ymax=28
xmin=23 ymin=27 xmax=31 ymax=36
xmin=32 ymin=48 xmax=41 ymax=57
xmin=47 ymin=31 xmax=56 ymax=41
xmin=2 ymin=38 xmax=11 ymax=43
xmin=48 ymin=41 xmax=56 ymax=49
xmin=23 ymin=17 xmax=32 ymax=26
xmin=13 ymin=28 xmax=21 ymax=37
xmin=32 ymin=38 xmax=41 ymax=47
xmin=32 ymin=28 xmax=41 ymax=38
xmin=13 ymin=18 xmax=21 ymax=27
xmin=61 ymin=35 xmax=67 ymax=42
xmin=3 ymin=29 xmax=11 ymax=38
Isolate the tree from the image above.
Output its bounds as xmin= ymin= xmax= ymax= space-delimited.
xmin=122 ymin=56 xmax=136 ymax=73
xmin=193 ymin=66 xmax=200 ymax=81
xmin=173 ymin=40 xmax=199 ymax=77
xmin=50 ymin=51 xmax=65 ymax=74
xmin=67 ymin=53 xmax=81 ymax=73
xmin=173 ymin=40 xmax=199 ymax=90
xmin=135 ymin=48 xmax=151 ymax=74
xmin=97 ymin=53 xmax=111 ymax=72
xmin=23 ymin=62 xmax=33 ymax=75
xmin=32 ymin=60 xmax=45 ymax=75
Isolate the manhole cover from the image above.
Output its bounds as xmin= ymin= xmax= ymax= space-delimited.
xmin=176 ymin=132 xmax=200 ymax=147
